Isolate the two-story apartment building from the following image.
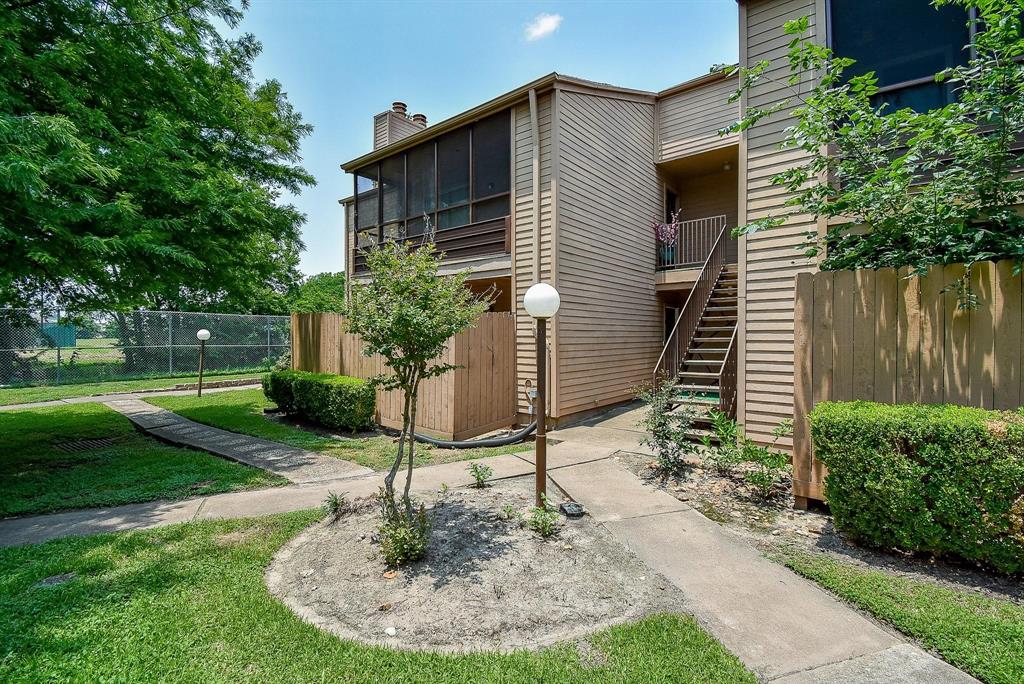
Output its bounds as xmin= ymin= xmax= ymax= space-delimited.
xmin=341 ymin=0 xmax=993 ymax=449
xmin=342 ymin=70 xmax=740 ymax=427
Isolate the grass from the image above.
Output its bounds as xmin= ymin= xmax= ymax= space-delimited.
xmin=0 ymin=512 xmax=755 ymax=683
xmin=0 ymin=403 xmax=285 ymax=517
xmin=775 ymin=548 xmax=1024 ymax=684
xmin=147 ymin=388 xmax=533 ymax=471
xmin=0 ymin=371 xmax=261 ymax=406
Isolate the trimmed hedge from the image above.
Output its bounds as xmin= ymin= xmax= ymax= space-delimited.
xmin=810 ymin=401 xmax=1024 ymax=574
xmin=262 ymin=370 xmax=375 ymax=432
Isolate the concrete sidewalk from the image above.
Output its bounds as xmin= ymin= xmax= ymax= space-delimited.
xmin=0 ymin=439 xmax=607 ymax=548
xmin=549 ymin=456 xmax=975 ymax=683
xmin=106 ymin=399 xmax=371 ymax=484
xmin=0 ymin=382 xmax=262 ymax=412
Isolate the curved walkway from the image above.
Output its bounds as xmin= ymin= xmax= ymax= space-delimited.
xmin=105 ymin=398 xmax=370 ymax=484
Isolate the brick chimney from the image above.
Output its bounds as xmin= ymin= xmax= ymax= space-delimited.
xmin=372 ymin=101 xmax=427 ymax=150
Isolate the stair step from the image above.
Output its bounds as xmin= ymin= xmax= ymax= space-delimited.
xmin=690 ymin=338 xmax=730 ymax=346
xmin=678 ymin=371 xmax=720 ymax=379
xmin=702 ymin=316 xmax=737 ymax=322
xmin=697 ymin=326 xmax=734 ymax=333
xmin=704 ymin=306 xmax=737 ymax=312
xmin=684 ymin=359 xmax=723 ymax=366
xmin=671 ymin=384 xmax=721 ymax=397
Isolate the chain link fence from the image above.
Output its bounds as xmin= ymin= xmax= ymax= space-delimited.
xmin=0 ymin=309 xmax=290 ymax=388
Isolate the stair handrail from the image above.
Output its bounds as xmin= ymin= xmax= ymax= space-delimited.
xmin=653 ymin=225 xmax=729 ymax=385
xmin=718 ymin=326 xmax=739 ymax=418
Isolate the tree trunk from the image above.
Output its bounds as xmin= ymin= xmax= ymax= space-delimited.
xmin=402 ymin=367 xmax=421 ymax=517
xmin=383 ymin=371 xmax=412 ymax=502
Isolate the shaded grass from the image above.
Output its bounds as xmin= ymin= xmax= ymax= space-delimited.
xmin=148 ymin=388 xmax=532 ymax=471
xmin=775 ymin=548 xmax=1024 ymax=684
xmin=0 ymin=403 xmax=284 ymax=517
xmin=0 ymin=372 xmax=260 ymax=406
xmin=0 ymin=512 xmax=755 ymax=683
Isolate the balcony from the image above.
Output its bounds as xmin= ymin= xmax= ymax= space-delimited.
xmin=656 ymin=215 xmax=732 ymax=271
xmin=354 ymin=215 xmax=510 ymax=275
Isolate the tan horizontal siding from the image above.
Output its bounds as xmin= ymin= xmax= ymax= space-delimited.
xmin=657 ymin=75 xmax=740 ymax=162
xmin=740 ymin=0 xmax=820 ymax=446
xmin=555 ymin=89 xmax=662 ymax=417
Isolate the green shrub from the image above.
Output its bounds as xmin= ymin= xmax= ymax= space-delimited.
xmin=377 ymin=488 xmax=431 ymax=567
xmin=263 ymin=370 xmax=375 ymax=432
xmin=526 ymin=494 xmax=560 ymax=538
xmin=262 ymin=369 xmax=302 ymax=413
xmin=810 ymin=401 xmax=1024 ymax=574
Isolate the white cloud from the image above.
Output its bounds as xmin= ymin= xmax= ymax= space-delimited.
xmin=525 ymin=13 xmax=563 ymax=41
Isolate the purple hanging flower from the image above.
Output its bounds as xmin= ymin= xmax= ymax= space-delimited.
xmin=652 ymin=210 xmax=682 ymax=245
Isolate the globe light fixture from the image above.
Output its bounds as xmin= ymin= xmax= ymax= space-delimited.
xmin=196 ymin=329 xmax=211 ymax=396
xmin=523 ymin=283 xmax=560 ymax=507
xmin=523 ymin=282 xmax=560 ymax=319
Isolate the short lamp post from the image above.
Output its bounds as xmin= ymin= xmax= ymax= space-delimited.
xmin=196 ymin=329 xmax=211 ymax=397
xmin=523 ymin=283 xmax=560 ymax=507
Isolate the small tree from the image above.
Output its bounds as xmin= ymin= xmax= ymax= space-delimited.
xmin=721 ymin=1 xmax=1024 ymax=285
xmin=346 ymin=242 xmax=489 ymax=518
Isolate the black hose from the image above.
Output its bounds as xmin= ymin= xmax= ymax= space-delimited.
xmin=414 ymin=421 xmax=537 ymax=449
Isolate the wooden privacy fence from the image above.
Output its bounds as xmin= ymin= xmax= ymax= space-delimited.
xmin=793 ymin=261 xmax=1024 ymax=507
xmin=290 ymin=312 xmax=517 ymax=440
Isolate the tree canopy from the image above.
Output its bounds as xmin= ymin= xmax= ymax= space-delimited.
xmin=724 ymin=0 xmax=1024 ymax=276
xmin=289 ymin=272 xmax=347 ymax=313
xmin=0 ymin=0 xmax=314 ymax=313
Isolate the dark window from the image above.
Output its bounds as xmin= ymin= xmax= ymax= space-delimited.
xmin=380 ymin=156 xmax=404 ymax=223
xmin=472 ymin=112 xmax=511 ymax=199
xmin=437 ymin=128 xmax=470 ymax=210
xmin=406 ymin=142 xmax=435 ymax=221
xmin=830 ymin=0 xmax=970 ymax=111
xmin=438 ymin=205 xmax=470 ymax=229
xmin=355 ymin=167 xmax=378 ymax=230
xmin=472 ymin=195 xmax=509 ymax=222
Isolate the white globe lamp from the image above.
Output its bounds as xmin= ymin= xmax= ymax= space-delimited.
xmin=195 ymin=329 xmax=211 ymax=396
xmin=523 ymin=283 xmax=560 ymax=319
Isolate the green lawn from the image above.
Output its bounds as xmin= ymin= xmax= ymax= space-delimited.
xmin=0 ymin=404 xmax=285 ymax=517
xmin=0 ymin=372 xmax=261 ymax=406
xmin=147 ymin=388 xmax=533 ymax=471
xmin=775 ymin=549 xmax=1024 ymax=684
xmin=0 ymin=512 xmax=755 ymax=683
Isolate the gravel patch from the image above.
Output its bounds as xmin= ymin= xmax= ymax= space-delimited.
xmin=266 ymin=476 xmax=686 ymax=653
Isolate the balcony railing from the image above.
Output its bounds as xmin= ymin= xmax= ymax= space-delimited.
xmin=656 ymin=215 xmax=728 ymax=271
xmin=354 ymin=215 xmax=510 ymax=274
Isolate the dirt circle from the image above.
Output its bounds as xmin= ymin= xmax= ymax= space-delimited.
xmin=266 ymin=477 xmax=686 ymax=653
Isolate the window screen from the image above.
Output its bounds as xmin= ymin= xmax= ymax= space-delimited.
xmin=830 ymin=0 xmax=970 ymax=111
xmin=406 ymin=142 xmax=435 ymax=220
xmin=380 ymin=156 xmax=404 ymax=223
xmin=355 ymin=166 xmax=379 ymax=230
xmin=437 ymin=128 xmax=470 ymax=209
xmin=472 ymin=112 xmax=511 ymax=199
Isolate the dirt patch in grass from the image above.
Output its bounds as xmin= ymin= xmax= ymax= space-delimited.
xmin=266 ymin=476 xmax=686 ymax=653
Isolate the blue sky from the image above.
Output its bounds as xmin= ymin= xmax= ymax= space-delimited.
xmin=236 ymin=0 xmax=739 ymax=275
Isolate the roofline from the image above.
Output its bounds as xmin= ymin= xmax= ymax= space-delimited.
xmin=656 ymin=67 xmax=737 ymax=99
xmin=340 ymin=72 xmax=657 ymax=172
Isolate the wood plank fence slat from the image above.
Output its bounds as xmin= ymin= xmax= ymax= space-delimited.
xmin=290 ymin=313 xmax=516 ymax=440
xmin=792 ymin=260 xmax=1023 ymax=507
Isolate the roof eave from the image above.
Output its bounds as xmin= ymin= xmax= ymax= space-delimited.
xmin=340 ymin=73 xmax=560 ymax=172
xmin=656 ymin=68 xmax=737 ymax=99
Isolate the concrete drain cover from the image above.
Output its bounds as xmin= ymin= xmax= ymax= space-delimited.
xmin=53 ymin=436 xmax=122 ymax=453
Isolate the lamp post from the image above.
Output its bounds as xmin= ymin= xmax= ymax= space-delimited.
xmin=523 ymin=283 xmax=560 ymax=507
xmin=196 ymin=329 xmax=211 ymax=397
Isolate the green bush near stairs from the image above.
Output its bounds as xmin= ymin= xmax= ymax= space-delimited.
xmin=809 ymin=401 xmax=1024 ymax=574
xmin=262 ymin=370 xmax=375 ymax=432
